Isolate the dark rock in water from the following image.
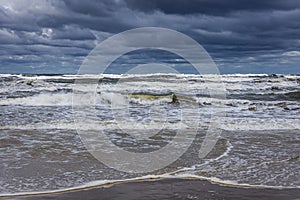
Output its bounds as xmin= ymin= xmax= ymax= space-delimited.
xmin=248 ymin=106 xmax=257 ymax=111
xmin=275 ymin=102 xmax=287 ymax=107
xmin=271 ymin=86 xmax=279 ymax=90
xmin=203 ymin=102 xmax=212 ymax=105
xmin=287 ymin=155 xmax=299 ymax=162
xmin=26 ymin=80 xmax=35 ymax=86
xmin=225 ymin=103 xmax=235 ymax=107
xmin=171 ymin=93 xmax=179 ymax=104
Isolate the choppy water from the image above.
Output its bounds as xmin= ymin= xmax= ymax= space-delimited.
xmin=0 ymin=73 xmax=299 ymax=196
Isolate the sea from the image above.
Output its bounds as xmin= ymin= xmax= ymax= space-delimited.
xmin=0 ymin=73 xmax=299 ymax=197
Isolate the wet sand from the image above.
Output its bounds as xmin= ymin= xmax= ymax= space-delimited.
xmin=3 ymin=179 xmax=300 ymax=200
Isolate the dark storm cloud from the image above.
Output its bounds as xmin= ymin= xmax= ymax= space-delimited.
xmin=125 ymin=0 xmax=300 ymax=15
xmin=63 ymin=0 xmax=124 ymax=17
xmin=0 ymin=0 xmax=299 ymax=74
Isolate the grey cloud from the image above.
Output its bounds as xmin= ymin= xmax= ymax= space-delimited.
xmin=0 ymin=0 xmax=299 ymax=74
xmin=51 ymin=25 xmax=96 ymax=40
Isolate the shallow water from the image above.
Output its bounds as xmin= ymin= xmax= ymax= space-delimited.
xmin=0 ymin=73 xmax=299 ymax=196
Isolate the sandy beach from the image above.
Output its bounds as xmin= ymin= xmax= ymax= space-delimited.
xmin=3 ymin=178 xmax=299 ymax=200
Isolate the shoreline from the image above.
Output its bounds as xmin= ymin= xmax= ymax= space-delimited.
xmin=2 ymin=178 xmax=300 ymax=200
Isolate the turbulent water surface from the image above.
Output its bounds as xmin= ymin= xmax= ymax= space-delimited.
xmin=0 ymin=73 xmax=299 ymax=195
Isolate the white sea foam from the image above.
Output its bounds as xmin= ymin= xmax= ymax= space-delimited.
xmin=0 ymin=93 xmax=73 ymax=106
xmin=1 ymin=117 xmax=299 ymax=131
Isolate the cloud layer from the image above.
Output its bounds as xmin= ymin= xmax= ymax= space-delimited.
xmin=0 ymin=0 xmax=299 ymax=74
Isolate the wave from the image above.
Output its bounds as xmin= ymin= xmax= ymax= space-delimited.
xmin=227 ymin=91 xmax=300 ymax=101
xmin=2 ymin=88 xmax=299 ymax=108
xmin=0 ymin=91 xmax=195 ymax=106
xmin=1 ymin=74 xmax=299 ymax=100
xmin=0 ymin=93 xmax=73 ymax=106
xmin=1 ymin=73 xmax=299 ymax=82
xmin=1 ymin=117 xmax=299 ymax=131
xmin=0 ymin=121 xmax=190 ymax=131
xmin=219 ymin=118 xmax=300 ymax=130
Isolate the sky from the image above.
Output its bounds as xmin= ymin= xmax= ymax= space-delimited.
xmin=0 ymin=0 xmax=300 ymax=74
